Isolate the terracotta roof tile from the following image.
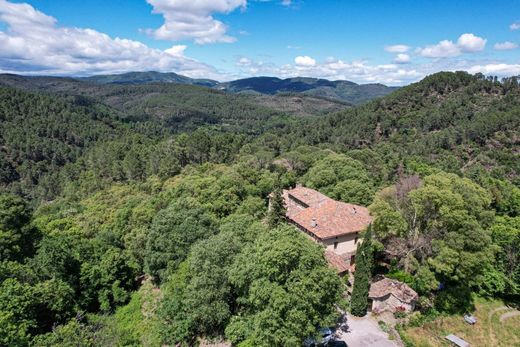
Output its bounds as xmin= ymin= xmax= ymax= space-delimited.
xmin=368 ymin=277 xmax=418 ymax=303
xmin=325 ymin=250 xmax=350 ymax=274
xmin=284 ymin=186 xmax=372 ymax=239
xmin=285 ymin=186 xmax=329 ymax=208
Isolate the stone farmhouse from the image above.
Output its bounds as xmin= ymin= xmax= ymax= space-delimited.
xmin=368 ymin=277 xmax=418 ymax=313
xmin=282 ymin=185 xmax=372 ymax=274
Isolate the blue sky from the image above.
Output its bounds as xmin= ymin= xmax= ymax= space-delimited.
xmin=0 ymin=0 xmax=519 ymax=85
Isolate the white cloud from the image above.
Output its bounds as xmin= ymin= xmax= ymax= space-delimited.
xmin=145 ymin=0 xmax=246 ymax=44
xmin=0 ymin=0 xmax=226 ymax=79
xmin=417 ymin=33 xmax=486 ymax=58
xmin=237 ymin=57 xmax=252 ymax=66
xmin=457 ymin=33 xmax=487 ymax=52
xmin=494 ymin=41 xmax=518 ymax=51
xmin=467 ymin=63 xmax=520 ymax=76
xmin=281 ymin=0 xmax=292 ymax=6
xmin=417 ymin=40 xmax=461 ymax=58
xmin=294 ymin=55 xmax=316 ymax=67
xmin=164 ymin=44 xmax=187 ymax=56
xmin=510 ymin=22 xmax=520 ymax=30
xmin=393 ymin=53 xmax=410 ymax=64
xmin=384 ymin=44 xmax=410 ymax=53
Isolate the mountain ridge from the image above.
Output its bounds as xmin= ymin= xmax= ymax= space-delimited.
xmin=77 ymin=71 xmax=398 ymax=105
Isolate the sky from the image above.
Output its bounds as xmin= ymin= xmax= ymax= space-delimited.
xmin=0 ymin=0 xmax=519 ymax=85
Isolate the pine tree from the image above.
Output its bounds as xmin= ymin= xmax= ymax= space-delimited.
xmin=350 ymin=224 xmax=374 ymax=317
xmin=267 ymin=185 xmax=286 ymax=229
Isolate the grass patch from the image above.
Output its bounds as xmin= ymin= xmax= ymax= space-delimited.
xmin=400 ymin=297 xmax=520 ymax=347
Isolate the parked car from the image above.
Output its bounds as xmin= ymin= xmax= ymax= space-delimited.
xmin=303 ymin=328 xmax=334 ymax=347
xmin=463 ymin=314 xmax=477 ymax=325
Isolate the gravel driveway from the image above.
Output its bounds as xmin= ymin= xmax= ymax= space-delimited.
xmin=334 ymin=313 xmax=400 ymax=347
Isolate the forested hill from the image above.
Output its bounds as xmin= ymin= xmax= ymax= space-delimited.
xmin=271 ymin=72 xmax=520 ymax=185
xmin=1 ymin=71 xmax=519 ymax=346
xmin=18 ymin=70 xmax=397 ymax=105
xmin=80 ymin=71 xmax=218 ymax=87
xmin=77 ymin=71 xmax=397 ymax=105
xmin=0 ymin=87 xmax=132 ymax=199
xmin=0 ymin=73 xmax=349 ymax=123
xmin=217 ymin=76 xmax=398 ymax=105
xmin=0 ymin=76 xmax=349 ymax=200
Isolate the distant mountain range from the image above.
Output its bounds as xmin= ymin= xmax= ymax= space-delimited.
xmin=218 ymin=76 xmax=399 ymax=105
xmin=79 ymin=71 xmax=398 ymax=105
xmin=81 ymin=71 xmax=218 ymax=87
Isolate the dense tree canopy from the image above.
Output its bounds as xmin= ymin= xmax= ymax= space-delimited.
xmin=0 ymin=71 xmax=518 ymax=344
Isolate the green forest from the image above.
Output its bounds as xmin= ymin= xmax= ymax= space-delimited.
xmin=0 ymin=71 xmax=519 ymax=346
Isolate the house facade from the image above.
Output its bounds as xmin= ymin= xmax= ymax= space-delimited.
xmin=282 ymin=185 xmax=372 ymax=273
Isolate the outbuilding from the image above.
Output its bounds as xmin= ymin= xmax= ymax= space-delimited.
xmin=368 ymin=277 xmax=418 ymax=313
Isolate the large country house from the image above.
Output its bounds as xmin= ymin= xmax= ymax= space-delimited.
xmin=282 ymin=185 xmax=372 ymax=274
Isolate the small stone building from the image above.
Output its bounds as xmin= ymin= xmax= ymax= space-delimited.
xmin=368 ymin=277 xmax=418 ymax=313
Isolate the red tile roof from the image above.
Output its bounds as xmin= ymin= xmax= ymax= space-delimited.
xmin=285 ymin=186 xmax=329 ymax=209
xmin=325 ymin=250 xmax=350 ymax=274
xmin=284 ymin=186 xmax=372 ymax=240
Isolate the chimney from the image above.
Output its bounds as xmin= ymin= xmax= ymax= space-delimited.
xmin=310 ymin=218 xmax=317 ymax=228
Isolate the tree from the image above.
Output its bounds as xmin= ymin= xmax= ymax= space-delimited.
xmin=144 ymin=199 xmax=217 ymax=284
xmin=0 ymin=193 xmax=37 ymax=261
xmin=158 ymin=214 xmax=267 ymax=345
xmin=226 ymin=226 xmax=342 ymax=346
xmin=267 ymin=184 xmax=285 ymax=229
xmin=350 ymin=225 xmax=374 ymax=317
xmin=32 ymin=319 xmax=95 ymax=347
xmin=369 ymin=173 xmax=496 ymax=311
xmin=487 ymin=216 xmax=520 ymax=296
xmin=302 ymin=153 xmax=375 ymax=205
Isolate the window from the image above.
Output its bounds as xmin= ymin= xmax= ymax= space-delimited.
xmin=334 ymin=242 xmax=338 ymax=249
xmin=355 ymin=236 xmax=358 ymax=244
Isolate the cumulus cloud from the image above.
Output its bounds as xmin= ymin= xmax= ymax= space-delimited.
xmin=393 ymin=53 xmax=410 ymax=64
xmin=384 ymin=44 xmax=410 ymax=53
xmin=0 ymin=0 xmax=226 ymax=78
xmin=467 ymin=63 xmax=520 ymax=76
xmin=164 ymin=44 xmax=187 ymax=56
xmin=494 ymin=41 xmax=518 ymax=51
xmin=294 ymin=55 xmax=316 ymax=67
xmin=417 ymin=33 xmax=486 ymax=58
xmin=457 ymin=33 xmax=487 ymax=52
xmin=510 ymin=22 xmax=520 ymax=30
xmin=417 ymin=40 xmax=461 ymax=58
xmin=145 ymin=0 xmax=246 ymax=44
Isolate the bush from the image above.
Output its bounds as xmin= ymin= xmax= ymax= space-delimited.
xmin=393 ymin=306 xmax=407 ymax=319
xmin=378 ymin=320 xmax=390 ymax=333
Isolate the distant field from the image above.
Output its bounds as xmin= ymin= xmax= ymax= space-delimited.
xmin=401 ymin=298 xmax=520 ymax=347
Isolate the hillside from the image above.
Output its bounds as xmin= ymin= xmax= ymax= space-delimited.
xmin=216 ymin=76 xmax=398 ymax=104
xmin=1 ymin=72 xmax=519 ymax=347
xmin=0 ymin=87 xmax=131 ymax=198
xmin=80 ymin=71 xmax=218 ymax=87
xmin=0 ymin=76 xmax=351 ymax=200
xmin=0 ymin=74 xmax=348 ymax=127
xmin=270 ymin=72 xmax=520 ymax=185
xmin=58 ymin=71 xmax=397 ymax=105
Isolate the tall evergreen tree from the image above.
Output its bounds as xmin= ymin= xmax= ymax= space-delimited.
xmin=267 ymin=184 xmax=286 ymax=229
xmin=350 ymin=225 xmax=374 ymax=317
